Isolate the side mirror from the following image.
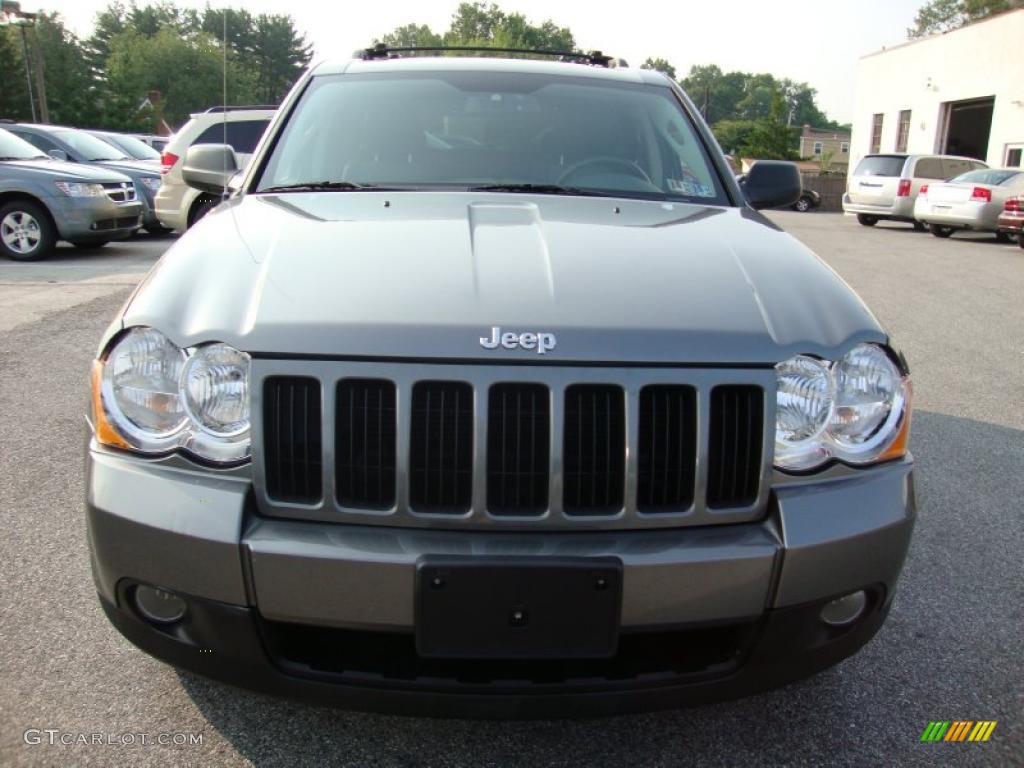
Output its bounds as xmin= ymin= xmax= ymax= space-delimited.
xmin=182 ymin=144 xmax=239 ymax=196
xmin=739 ymin=160 xmax=802 ymax=210
xmin=47 ymin=149 xmax=68 ymax=162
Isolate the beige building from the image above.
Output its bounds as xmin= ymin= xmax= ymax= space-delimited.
xmin=851 ymin=9 xmax=1024 ymax=170
xmin=798 ymin=125 xmax=851 ymax=170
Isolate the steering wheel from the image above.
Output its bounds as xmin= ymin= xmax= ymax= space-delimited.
xmin=557 ymin=156 xmax=653 ymax=186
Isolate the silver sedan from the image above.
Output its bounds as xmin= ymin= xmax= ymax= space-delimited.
xmin=914 ymin=168 xmax=1024 ymax=240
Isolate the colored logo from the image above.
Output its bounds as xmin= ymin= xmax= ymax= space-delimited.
xmin=921 ymin=721 xmax=997 ymax=742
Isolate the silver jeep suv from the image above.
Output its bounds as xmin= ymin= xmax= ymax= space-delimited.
xmin=86 ymin=48 xmax=915 ymax=718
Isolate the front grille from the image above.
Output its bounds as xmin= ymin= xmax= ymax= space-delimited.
xmin=409 ymin=381 xmax=473 ymax=514
xmin=90 ymin=216 xmax=139 ymax=232
xmin=256 ymin=362 xmax=769 ymax=529
xmin=263 ymin=377 xmax=322 ymax=504
xmin=562 ymin=385 xmax=625 ymax=516
xmin=637 ymin=385 xmax=698 ymax=512
xmin=335 ymin=379 xmax=396 ymax=510
xmin=707 ymin=385 xmax=764 ymax=508
xmin=487 ymin=383 xmax=550 ymax=516
xmin=102 ymin=182 xmax=136 ymax=203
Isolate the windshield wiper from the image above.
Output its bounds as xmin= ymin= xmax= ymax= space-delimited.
xmin=259 ymin=181 xmax=394 ymax=193
xmin=0 ymin=156 xmax=45 ymax=161
xmin=469 ymin=183 xmax=613 ymax=197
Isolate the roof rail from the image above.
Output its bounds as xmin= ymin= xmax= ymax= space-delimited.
xmin=203 ymin=105 xmax=277 ymax=113
xmin=356 ymin=43 xmax=616 ymax=68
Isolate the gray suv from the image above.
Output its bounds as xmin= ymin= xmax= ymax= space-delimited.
xmin=7 ymin=123 xmax=165 ymax=234
xmin=0 ymin=128 xmax=141 ymax=260
xmin=86 ymin=49 xmax=915 ymax=717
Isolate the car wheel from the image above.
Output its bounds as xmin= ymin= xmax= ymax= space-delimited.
xmin=794 ymin=196 xmax=812 ymax=213
xmin=0 ymin=200 xmax=56 ymax=261
xmin=994 ymin=232 xmax=1011 ymax=244
xmin=71 ymin=239 xmax=110 ymax=249
xmin=913 ymin=221 xmax=927 ymax=232
xmin=856 ymin=214 xmax=878 ymax=227
xmin=929 ymin=224 xmax=955 ymax=238
xmin=187 ymin=196 xmax=220 ymax=229
xmin=1019 ymin=233 xmax=1024 ymax=249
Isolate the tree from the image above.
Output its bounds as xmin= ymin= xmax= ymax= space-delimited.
xmin=712 ymin=120 xmax=759 ymax=156
xmin=742 ymin=88 xmax=800 ymax=160
xmin=0 ymin=26 xmax=32 ymax=120
xmin=247 ymin=14 xmax=313 ymax=103
xmin=908 ymin=0 xmax=1021 ymax=37
xmin=377 ymin=23 xmax=443 ymax=49
xmin=640 ymin=57 xmax=676 ymax=80
xmin=31 ymin=14 xmax=99 ymax=126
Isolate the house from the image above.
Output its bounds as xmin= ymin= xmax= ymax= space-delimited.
xmin=798 ymin=125 xmax=851 ymax=170
xmin=850 ymin=8 xmax=1024 ymax=170
xmin=137 ymin=90 xmax=174 ymax=137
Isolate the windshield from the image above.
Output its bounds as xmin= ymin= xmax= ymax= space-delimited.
xmin=257 ymin=71 xmax=728 ymax=204
xmin=97 ymin=132 xmax=160 ymax=160
xmin=52 ymin=129 xmax=128 ymax=161
xmin=0 ymin=128 xmax=47 ymax=160
xmin=950 ymin=169 xmax=1022 ymax=186
xmin=853 ymin=155 xmax=907 ymax=177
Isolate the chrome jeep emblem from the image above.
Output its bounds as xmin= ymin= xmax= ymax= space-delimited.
xmin=479 ymin=326 xmax=557 ymax=354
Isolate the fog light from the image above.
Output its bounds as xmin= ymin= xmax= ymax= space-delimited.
xmin=134 ymin=585 xmax=186 ymax=624
xmin=820 ymin=590 xmax=867 ymax=627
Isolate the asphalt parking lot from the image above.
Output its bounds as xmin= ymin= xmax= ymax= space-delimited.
xmin=0 ymin=214 xmax=1021 ymax=767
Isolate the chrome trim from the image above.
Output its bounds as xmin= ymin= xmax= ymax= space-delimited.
xmin=251 ymin=360 xmax=775 ymax=531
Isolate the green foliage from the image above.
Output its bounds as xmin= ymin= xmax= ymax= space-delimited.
xmin=377 ymin=24 xmax=444 ymax=50
xmin=712 ymin=89 xmax=799 ymax=161
xmin=712 ymin=120 xmax=759 ymax=156
xmin=640 ymin=58 xmax=676 ymax=80
xmin=0 ymin=27 xmax=32 ymax=121
xmin=908 ymin=0 xmax=1021 ymax=37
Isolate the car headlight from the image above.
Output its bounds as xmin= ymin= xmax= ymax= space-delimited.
xmin=139 ymin=176 xmax=161 ymax=194
xmin=54 ymin=181 xmax=106 ymax=197
xmin=92 ymin=327 xmax=250 ymax=464
xmin=774 ymin=343 xmax=910 ymax=471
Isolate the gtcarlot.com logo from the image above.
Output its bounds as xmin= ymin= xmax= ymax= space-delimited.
xmin=23 ymin=729 xmax=203 ymax=747
xmin=921 ymin=721 xmax=998 ymax=743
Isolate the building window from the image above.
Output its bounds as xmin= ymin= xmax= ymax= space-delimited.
xmin=870 ymin=114 xmax=884 ymax=154
xmin=896 ymin=110 xmax=911 ymax=152
xmin=1007 ymin=147 xmax=1023 ymax=168
xmin=813 ymin=141 xmax=823 ymax=156
xmin=841 ymin=142 xmax=849 ymax=154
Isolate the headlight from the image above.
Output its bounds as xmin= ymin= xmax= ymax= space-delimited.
xmin=139 ymin=176 xmax=161 ymax=194
xmin=774 ymin=343 xmax=910 ymax=471
xmin=93 ymin=327 xmax=251 ymax=463
xmin=54 ymin=181 xmax=105 ymax=197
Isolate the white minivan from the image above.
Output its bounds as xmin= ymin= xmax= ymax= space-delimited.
xmin=843 ymin=154 xmax=987 ymax=229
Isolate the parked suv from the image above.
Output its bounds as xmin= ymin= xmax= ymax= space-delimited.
xmin=87 ymin=50 xmax=915 ymax=717
xmin=0 ymin=127 xmax=141 ymax=260
xmin=6 ymin=123 xmax=164 ymax=234
xmin=154 ymin=106 xmax=274 ymax=231
xmin=843 ymin=153 xmax=987 ymax=228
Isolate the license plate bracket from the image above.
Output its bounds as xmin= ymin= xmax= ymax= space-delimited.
xmin=415 ymin=557 xmax=622 ymax=659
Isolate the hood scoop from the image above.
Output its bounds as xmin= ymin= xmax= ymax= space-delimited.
xmin=468 ymin=202 xmax=554 ymax=300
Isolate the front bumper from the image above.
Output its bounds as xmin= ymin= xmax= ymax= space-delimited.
xmin=49 ymin=195 xmax=142 ymax=241
xmin=86 ymin=446 xmax=915 ymax=717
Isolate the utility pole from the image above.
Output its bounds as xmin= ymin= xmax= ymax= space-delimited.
xmin=1 ymin=1 xmax=46 ymax=122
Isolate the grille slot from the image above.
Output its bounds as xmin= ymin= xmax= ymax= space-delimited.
xmin=487 ymin=383 xmax=550 ymax=516
xmin=707 ymin=385 xmax=764 ymax=508
xmin=409 ymin=381 xmax=473 ymax=514
xmin=637 ymin=385 xmax=698 ymax=512
xmin=335 ymin=379 xmax=397 ymax=510
xmin=263 ymin=376 xmax=322 ymax=504
xmin=563 ymin=385 xmax=625 ymax=516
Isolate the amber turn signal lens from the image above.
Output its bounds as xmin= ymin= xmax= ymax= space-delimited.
xmin=878 ymin=379 xmax=912 ymax=462
xmin=91 ymin=359 xmax=130 ymax=450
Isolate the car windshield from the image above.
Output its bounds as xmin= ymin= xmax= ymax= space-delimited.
xmin=949 ymin=169 xmax=1022 ymax=186
xmin=0 ymin=128 xmax=47 ymax=160
xmin=52 ymin=129 xmax=128 ymax=161
xmin=97 ymin=132 xmax=160 ymax=160
xmin=257 ymin=70 xmax=728 ymax=204
xmin=853 ymin=155 xmax=907 ymax=177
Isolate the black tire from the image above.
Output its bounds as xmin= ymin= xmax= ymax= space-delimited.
xmin=187 ymin=196 xmax=219 ymax=229
xmin=929 ymin=224 xmax=954 ymax=238
xmin=0 ymin=199 xmax=56 ymax=261
xmin=994 ymin=231 xmax=1011 ymax=244
xmin=144 ymin=225 xmax=174 ymax=236
xmin=793 ymin=195 xmax=812 ymax=213
xmin=856 ymin=214 xmax=878 ymax=227
xmin=913 ymin=221 xmax=927 ymax=232
xmin=1019 ymin=233 xmax=1024 ymax=249
xmin=71 ymin=239 xmax=109 ymax=249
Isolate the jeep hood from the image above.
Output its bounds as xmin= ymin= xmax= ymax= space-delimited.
xmin=119 ymin=192 xmax=886 ymax=364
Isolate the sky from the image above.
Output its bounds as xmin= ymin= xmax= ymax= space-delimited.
xmin=45 ymin=0 xmax=923 ymax=125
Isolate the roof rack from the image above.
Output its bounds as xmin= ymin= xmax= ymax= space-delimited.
xmin=203 ymin=105 xmax=277 ymax=113
xmin=357 ymin=43 xmax=617 ymax=68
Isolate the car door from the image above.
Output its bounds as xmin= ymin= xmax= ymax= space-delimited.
xmin=848 ymin=155 xmax=906 ymax=206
